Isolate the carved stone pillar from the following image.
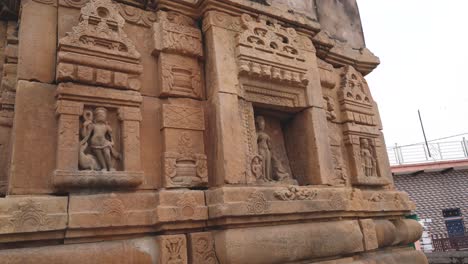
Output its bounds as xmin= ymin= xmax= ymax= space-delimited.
xmin=118 ymin=107 xmax=142 ymax=172
xmin=55 ymin=101 xmax=83 ymax=172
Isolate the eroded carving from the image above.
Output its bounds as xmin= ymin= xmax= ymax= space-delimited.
xmin=338 ymin=66 xmax=376 ymax=126
xmin=153 ymin=11 xmax=202 ymax=58
xmin=323 ymin=96 xmax=337 ymax=121
xmin=10 ymin=200 xmax=50 ymax=232
xmin=79 ymin=107 xmax=120 ymax=171
xmin=161 ymin=104 xmax=204 ymax=131
xmin=360 ymin=138 xmax=378 ymax=177
xmin=191 ymin=233 xmax=218 ymax=264
xmin=237 ymin=14 xmax=308 ymax=87
xmin=255 ymin=116 xmax=292 ymax=183
xmin=57 ymin=0 xmax=142 ymax=90
xmin=274 ymin=186 xmax=318 ymax=201
xmin=159 ymin=55 xmax=202 ymax=99
xmin=118 ymin=4 xmax=157 ymax=27
xmin=246 ymin=191 xmax=270 ymax=214
xmin=161 ymin=235 xmax=187 ymax=264
xmin=163 ymin=133 xmax=208 ymax=188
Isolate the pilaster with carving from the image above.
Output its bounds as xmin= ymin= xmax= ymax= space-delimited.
xmin=152 ymin=11 xmax=204 ymax=99
xmin=53 ymin=0 xmax=144 ymax=190
xmin=160 ymin=103 xmax=208 ymax=188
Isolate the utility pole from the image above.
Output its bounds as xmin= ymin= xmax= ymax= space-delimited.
xmin=418 ymin=110 xmax=431 ymax=157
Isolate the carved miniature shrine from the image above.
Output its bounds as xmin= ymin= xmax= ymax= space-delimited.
xmin=0 ymin=0 xmax=427 ymax=263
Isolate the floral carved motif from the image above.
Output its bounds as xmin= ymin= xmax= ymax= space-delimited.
xmin=57 ymin=0 xmax=142 ymax=90
xmin=274 ymin=186 xmax=318 ymax=201
xmin=160 ymin=235 xmax=187 ymax=264
xmin=190 ymin=233 xmax=219 ymax=264
xmin=246 ymin=191 xmax=270 ymax=214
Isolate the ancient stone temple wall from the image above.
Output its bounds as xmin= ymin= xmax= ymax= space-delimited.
xmin=0 ymin=0 xmax=427 ymax=263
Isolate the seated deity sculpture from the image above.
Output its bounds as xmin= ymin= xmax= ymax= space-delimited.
xmin=79 ymin=107 xmax=120 ymax=171
xmin=255 ymin=115 xmax=291 ymax=182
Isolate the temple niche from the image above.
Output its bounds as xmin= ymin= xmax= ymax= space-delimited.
xmin=79 ymin=107 xmax=121 ymax=172
xmin=0 ymin=0 xmax=426 ymax=263
xmin=253 ymin=114 xmax=296 ymax=184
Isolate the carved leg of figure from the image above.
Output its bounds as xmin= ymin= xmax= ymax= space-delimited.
xmin=94 ymin=149 xmax=107 ymax=171
xmin=265 ymin=150 xmax=272 ymax=181
xmin=103 ymin=147 xmax=114 ymax=171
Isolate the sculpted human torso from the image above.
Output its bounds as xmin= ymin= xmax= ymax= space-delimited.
xmin=79 ymin=108 xmax=119 ymax=171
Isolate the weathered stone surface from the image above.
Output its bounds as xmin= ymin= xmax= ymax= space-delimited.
xmin=17 ymin=0 xmax=57 ymax=83
xmin=0 ymin=196 xmax=67 ymax=235
xmin=8 ymin=81 xmax=57 ymax=194
xmin=213 ymin=221 xmax=364 ymax=264
xmin=156 ymin=234 xmax=188 ymax=264
xmin=0 ymin=237 xmax=158 ymax=264
xmin=68 ymin=192 xmax=157 ymax=229
xmin=316 ymin=0 xmax=365 ymax=49
xmin=0 ymin=0 xmax=425 ymax=263
xmin=157 ymin=189 xmax=208 ymax=223
xmin=188 ymin=232 xmax=218 ymax=264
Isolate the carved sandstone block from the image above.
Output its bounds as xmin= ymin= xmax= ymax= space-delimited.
xmin=374 ymin=219 xmax=423 ymax=248
xmin=359 ymin=219 xmax=378 ymax=251
xmin=0 ymin=196 xmax=67 ymax=235
xmin=157 ymin=234 xmax=188 ymax=264
xmin=206 ymin=187 xmax=350 ymax=219
xmin=157 ymin=53 xmax=204 ymax=99
xmin=17 ymin=0 xmax=57 ymax=83
xmin=140 ymin=96 xmax=162 ymax=188
xmin=0 ymin=237 xmax=158 ymax=264
xmin=157 ymin=190 xmax=208 ymax=223
xmin=56 ymin=0 xmax=142 ymax=91
xmin=213 ymin=221 xmax=364 ymax=263
xmin=161 ymin=102 xmax=207 ymax=188
xmin=9 ymin=81 xmax=57 ymax=194
xmin=188 ymin=232 xmax=219 ymax=264
xmin=153 ymin=11 xmax=203 ymax=58
xmin=68 ymin=192 xmax=157 ymax=229
xmin=53 ymin=83 xmax=144 ymax=190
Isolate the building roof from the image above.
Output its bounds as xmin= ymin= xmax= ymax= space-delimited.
xmin=393 ymin=164 xmax=468 ymax=236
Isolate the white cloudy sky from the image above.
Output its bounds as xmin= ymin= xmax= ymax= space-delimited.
xmin=357 ymin=0 xmax=468 ymax=147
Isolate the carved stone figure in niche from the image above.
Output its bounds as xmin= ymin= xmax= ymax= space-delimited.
xmin=323 ymin=96 xmax=337 ymax=121
xmin=79 ymin=108 xmax=120 ymax=171
xmin=360 ymin=138 xmax=377 ymax=177
xmin=255 ymin=116 xmax=291 ymax=182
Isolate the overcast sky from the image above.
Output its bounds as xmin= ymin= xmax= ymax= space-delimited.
xmin=357 ymin=0 xmax=468 ymax=147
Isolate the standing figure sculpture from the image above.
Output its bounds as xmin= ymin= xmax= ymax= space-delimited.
xmin=255 ymin=116 xmax=290 ymax=182
xmin=360 ymin=138 xmax=376 ymax=177
xmin=80 ymin=107 xmax=119 ymax=171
